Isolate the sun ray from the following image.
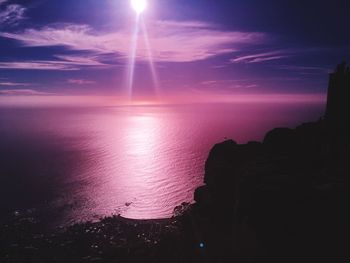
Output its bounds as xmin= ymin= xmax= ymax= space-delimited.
xmin=141 ymin=18 xmax=160 ymax=97
xmin=126 ymin=15 xmax=140 ymax=99
xmin=126 ymin=0 xmax=159 ymax=100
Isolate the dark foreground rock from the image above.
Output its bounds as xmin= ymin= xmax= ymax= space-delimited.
xmin=193 ymin=119 xmax=349 ymax=263
xmin=0 ymin=210 xmax=202 ymax=263
xmin=191 ymin=63 xmax=350 ymax=263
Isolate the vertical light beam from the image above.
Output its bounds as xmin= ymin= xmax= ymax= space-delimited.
xmin=127 ymin=0 xmax=159 ymax=100
xmin=141 ymin=19 xmax=160 ymax=97
xmin=127 ymin=15 xmax=140 ymax=99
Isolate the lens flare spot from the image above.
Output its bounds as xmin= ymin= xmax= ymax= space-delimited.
xmin=131 ymin=0 xmax=147 ymax=14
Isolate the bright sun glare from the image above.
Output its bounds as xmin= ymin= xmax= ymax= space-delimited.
xmin=131 ymin=0 xmax=147 ymax=14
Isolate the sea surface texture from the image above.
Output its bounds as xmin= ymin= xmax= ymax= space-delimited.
xmin=0 ymin=102 xmax=324 ymax=224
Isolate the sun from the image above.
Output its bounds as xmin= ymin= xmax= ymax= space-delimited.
xmin=131 ymin=0 xmax=147 ymax=14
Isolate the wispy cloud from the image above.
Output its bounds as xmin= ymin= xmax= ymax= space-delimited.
xmin=200 ymin=79 xmax=259 ymax=90
xmin=248 ymin=55 xmax=289 ymax=63
xmin=231 ymin=51 xmax=291 ymax=64
xmin=0 ymin=53 xmax=110 ymax=70
xmin=0 ymin=89 xmax=52 ymax=95
xmin=277 ymin=65 xmax=331 ymax=73
xmin=0 ymin=81 xmax=32 ymax=86
xmin=0 ymin=21 xmax=266 ymax=63
xmin=54 ymin=54 xmax=106 ymax=66
xmin=0 ymin=0 xmax=26 ymax=27
xmin=0 ymin=61 xmax=79 ymax=70
xmin=67 ymin=79 xmax=96 ymax=85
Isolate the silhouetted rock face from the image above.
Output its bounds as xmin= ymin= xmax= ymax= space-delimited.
xmin=203 ymin=140 xmax=262 ymax=216
xmin=326 ymin=61 xmax=350 ymax=131
xmin=323 ymin=63 xmax=350 ymax=162
xmin=263 ymin=128 xmax=296 ymax=154
xmin=202 ymin=121 xmax=330 ymax=218
xmin=201 ymin=122 xmax=331 ymax=222
xmin=195 ymin=64 xmax=350 ymax=262
xmin=204 ymin=140 xmax=237 ymax=195
xmin=193 ymin=185 xmax=210 ymax=207
xmin=194 ymin=119 xmax=348 ymax=262
xmin=263 ymin=122 xmax=328 ymax=159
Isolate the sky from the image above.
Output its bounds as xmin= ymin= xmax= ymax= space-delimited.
xmin=0 ymin=0 xmax=349 ymax=102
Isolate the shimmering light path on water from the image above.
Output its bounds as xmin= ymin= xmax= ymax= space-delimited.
xmin=0 ymin=102 xmax=324 ymax=224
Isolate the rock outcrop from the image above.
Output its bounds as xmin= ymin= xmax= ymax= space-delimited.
xmin=193 ymin=63 xmax=350 ymax=263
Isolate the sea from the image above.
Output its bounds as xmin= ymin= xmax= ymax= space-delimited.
xmin=0 ymin=101 xmax=325 ymax=225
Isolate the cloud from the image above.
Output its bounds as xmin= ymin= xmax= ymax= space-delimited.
xmin=0 ymin=61 xmax=80 ymax=70
xmin=0 ymin=89 xmax=52 ymax=95
xmin=231 ymin=51 xmax=291 ymax=63
xmin=0 ymin=53 xmax=110 ymax=70
xmin=247 ymin=55 xmax=289 ymax=63
xmin=0 ymin=81 xmax=32 ymax=86
xmin=67 ymin=79 xmax=96 ymax=85
xmin=54 ymin=54 xmax=106 ymax=66
xmin=0 ymin=1 xmax=26 ymax=27
xmin=0 ymin=21 xmax=266 ymax=63
xmin=277 ymin=65 xmax=330 ymax=73
xmin=200 ymin=79 xmax=259 ymax=90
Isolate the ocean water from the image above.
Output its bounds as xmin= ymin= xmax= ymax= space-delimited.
xmin=0 ymin=102 xmax=324 ymax=224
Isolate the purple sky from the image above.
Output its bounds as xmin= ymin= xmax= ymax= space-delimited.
xmin=0 ymin=0 xmax=349 ymax=102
